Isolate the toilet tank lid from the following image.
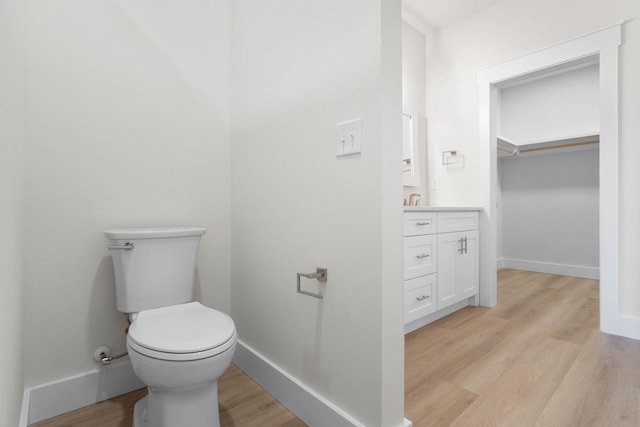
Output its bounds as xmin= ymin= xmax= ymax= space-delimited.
xmin=104 ymin=226 xmax=206 ymax=240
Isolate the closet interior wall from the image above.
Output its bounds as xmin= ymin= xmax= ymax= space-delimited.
xmin=497 ymin=63 xmax=600 ymax=279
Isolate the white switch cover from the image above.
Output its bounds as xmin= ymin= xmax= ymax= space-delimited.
xmin=336 ymin=118 xmax=362 ymax=156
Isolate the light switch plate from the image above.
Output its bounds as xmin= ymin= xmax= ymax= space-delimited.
xmin=336 ymin=118 xmax=362 ymax=156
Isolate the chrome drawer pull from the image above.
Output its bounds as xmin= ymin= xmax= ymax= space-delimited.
xmin=416 ymin=222 xmax=431 ymax=226
xmin=416 ymin=295 xmax=430 ymax=301
xmin=416 ymin=254 xmax=430 ymax=259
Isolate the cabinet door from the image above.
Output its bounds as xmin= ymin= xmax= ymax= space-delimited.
xmin=458 ymin=230 xmax=478 ymax=300
xmin=437 ymin=230 xmax=478 ymax=309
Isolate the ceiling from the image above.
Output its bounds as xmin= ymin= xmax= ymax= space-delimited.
xmin=403 ymin=0 xmax=505 ymax=30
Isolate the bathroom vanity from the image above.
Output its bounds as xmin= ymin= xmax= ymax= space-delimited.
xmin=403 ymin=207 xmax=481 ymax=334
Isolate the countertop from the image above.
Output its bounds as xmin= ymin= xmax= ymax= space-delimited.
xmin=403 ymin=206 xmax=483 ymax=212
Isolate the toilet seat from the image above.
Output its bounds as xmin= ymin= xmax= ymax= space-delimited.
xmin=128 ymin=302 xmax=236 ymax=362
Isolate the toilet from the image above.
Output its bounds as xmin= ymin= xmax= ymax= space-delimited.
xmin=104 ymin=226 xmax=236 ymax=427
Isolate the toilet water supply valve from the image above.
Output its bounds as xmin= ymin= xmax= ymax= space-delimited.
xmin=94 ymin=318 xmax=131 ymax=365
xmin=94 ymin=327 xmax=130 ymax=365
xmin=94 ymin=345 xmax=128 ymax=365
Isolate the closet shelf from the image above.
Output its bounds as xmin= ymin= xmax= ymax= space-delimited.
xmin=497 ymin=132 xmax=599 ymax=158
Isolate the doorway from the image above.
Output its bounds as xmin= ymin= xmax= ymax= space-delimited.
xmin=496 ymin=60 xmax=600 ymax=281
xmin=477 ymin=23 xmax=626 ymax=336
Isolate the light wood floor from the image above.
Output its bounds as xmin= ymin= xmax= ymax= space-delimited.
xmin=33 ymin=270 xmax=640 ymax=427
xmin=31 ymin=363 xmax=307 ymax=427
xmin=405 ymin=269 xmax=640 ymax=427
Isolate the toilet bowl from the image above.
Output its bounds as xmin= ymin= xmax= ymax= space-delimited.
xmin=127 ymin=302 xmax=237 ymax=427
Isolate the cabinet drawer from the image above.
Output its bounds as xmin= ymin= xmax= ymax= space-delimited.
xmin=437 ymin=211 xmax=479 ymax=233
xmin=403 ymin=211 xmax=437 ymax=236
xmin=403 ymin=234 xmax=437 ymax=279
xmin=404 ymin=274 xmax=437 ymax=323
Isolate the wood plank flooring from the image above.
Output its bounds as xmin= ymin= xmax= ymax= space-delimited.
xmin=33 ymin=270 xmax=640 ymax=426
xmin=405 ymin=269 xmax=640 ymax=427
xmin=31 ymin=364 xmax=306 ymax=427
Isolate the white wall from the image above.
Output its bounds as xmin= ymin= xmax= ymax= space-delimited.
xmin=499 ymin=150 xmax=599 ymax=274
xmin=23 ymin=0 xmax=232 ymax=387
xmin=500 ymin=64 xmax=599 ymax=144
xmin=424 ymin=0 xmax=640 ymax=316
xmin=381 ymin=3 xmax=406 ymax=425
xmin=230 ymin=1 xmax=404 ymax=426
xmin=0 ymin=0 xmax=25 ymax=424
xmin=402 ymin=22 xmax=428 ymax=201
xmin=21 ymin=2 xmax=406 ymax=425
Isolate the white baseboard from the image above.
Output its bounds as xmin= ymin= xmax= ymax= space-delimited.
xmin=234 ymin=341 xmax=414 ymax=427
xmin=500 ymin=258 xmax=599 ymax=280
xmin=20 ymin=342 xmax=413 ymax=427
xmin=19 ymin=389 xmax=30 ymax=427
xmin=20 ymin=359 xmax=144 ymax=426
xmin=404 ymin=299 xmax=470 ymax=334
xmin=232 ymin=339 xmax=368 ymax=427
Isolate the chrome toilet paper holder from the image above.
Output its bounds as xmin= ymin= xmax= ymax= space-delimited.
xmin=297 ymin=268 xmax=327 ymax=299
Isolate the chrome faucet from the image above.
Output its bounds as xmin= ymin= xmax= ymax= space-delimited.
xmin=409 ymin=193 xmax=423 ymax=206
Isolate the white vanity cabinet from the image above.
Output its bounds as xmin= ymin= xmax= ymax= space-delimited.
xmin=403 ymin=208 xmax=480 ymax=333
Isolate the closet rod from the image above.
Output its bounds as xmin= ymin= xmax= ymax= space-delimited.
xmin=519 ymin=139 xmax=599 ymax=153
xmin=498 ymin=139 xmax=599 ymax=155
xmin=497 ymin=145 xmax=515 ymax=153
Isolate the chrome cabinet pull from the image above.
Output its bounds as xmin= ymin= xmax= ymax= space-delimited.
xmin=457 ymin=237 xmax=469 ymax=254
xmin=416 ymin=221 xmax=431 ymax=226
xmin=108 ymin=241 xmax=134 ymax=251
xmin=416 ymin=295 xmax=430 ymax=301
xmin=416 ymin=254 xmax=430 ymax=259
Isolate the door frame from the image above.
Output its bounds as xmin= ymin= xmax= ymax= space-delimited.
xmin=476 ymin=23 xmax=639 ymax=338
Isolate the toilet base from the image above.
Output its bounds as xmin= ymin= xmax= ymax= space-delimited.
xmin=132 ymin=396 xmax=147 ymax=427
xmin=132 ymin=383 xmax=221 ymax=427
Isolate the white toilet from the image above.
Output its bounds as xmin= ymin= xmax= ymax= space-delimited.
xmin=104 ymin=226 xmax=237 ymax=427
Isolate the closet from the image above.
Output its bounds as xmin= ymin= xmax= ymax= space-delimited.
xmin=497 ymin=60 xmax=600 ymax=279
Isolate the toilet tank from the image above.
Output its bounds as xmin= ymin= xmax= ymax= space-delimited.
xmin=104 ymin=227 xmax=206 ymax=313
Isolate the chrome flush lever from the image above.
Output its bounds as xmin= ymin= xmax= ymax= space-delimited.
xmin=108 ymin=241 xmax=135 ymax=251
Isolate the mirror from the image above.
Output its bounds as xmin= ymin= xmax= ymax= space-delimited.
xmin=403 ymin=112 xmax=420 ymax=187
